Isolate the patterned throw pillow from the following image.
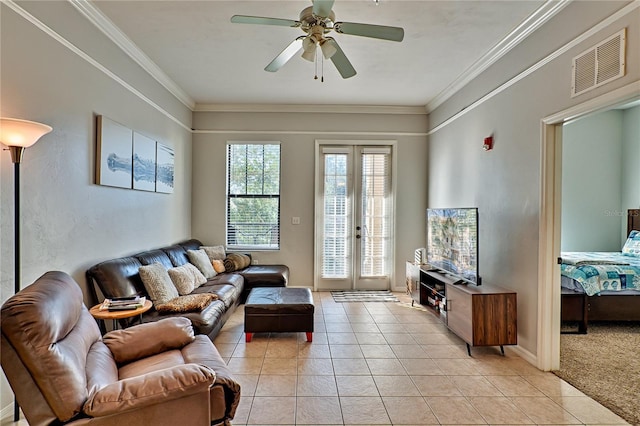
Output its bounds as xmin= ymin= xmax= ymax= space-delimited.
xmin=156 ymin=293 xmax=218 ymax=313
xmin=187 ymin=249 xmax=217 ymax=279
xmin=139 ymin=263 xmax=179 ymax=304
xmin=622 ymin=230 xmax=640 ymax=256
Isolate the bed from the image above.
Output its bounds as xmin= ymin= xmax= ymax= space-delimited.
xmin=560 ymin=209 xmax=640 ymax=333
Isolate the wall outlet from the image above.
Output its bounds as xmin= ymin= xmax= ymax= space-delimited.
xmin=292 ymin=217 xmax=301 ymax=225
xmin=252 ymin=259 xmax=259 ymax=265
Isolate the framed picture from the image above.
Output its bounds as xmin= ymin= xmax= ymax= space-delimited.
xmin=133 ymin=132 xmax=156 ymax=191
xmin=96 ymin=115 xmax=133 ymax=189
xmin=155 ymin=142 xmax=174 ymax=193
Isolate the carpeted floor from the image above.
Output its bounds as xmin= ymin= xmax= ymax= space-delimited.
xmin=331 ymin=290 xmax=399 ymax=303
xmin=554 ymin=321 xmax=640 ymax=425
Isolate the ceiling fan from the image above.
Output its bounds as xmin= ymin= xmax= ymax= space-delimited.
xmin=231 ymin=0 xmax=404 ymax=79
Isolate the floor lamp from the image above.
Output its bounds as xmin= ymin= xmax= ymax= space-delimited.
xmin=1 ymin=117 xmax=52 ymax=422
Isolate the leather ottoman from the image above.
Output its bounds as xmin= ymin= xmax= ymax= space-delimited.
xmin=244 ymin=287 xmax=314 ymax=342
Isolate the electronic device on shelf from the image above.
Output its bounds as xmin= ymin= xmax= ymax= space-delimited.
xmin=426 ymin=207 xmax=481 ymax=285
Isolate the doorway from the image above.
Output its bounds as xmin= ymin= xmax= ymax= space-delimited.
xmin=537 ymin=82 xmax=639 ymax=371
xmin=314 ymin=142 xmax=395 ymax=291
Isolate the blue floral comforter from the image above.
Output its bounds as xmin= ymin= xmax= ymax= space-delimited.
xmin=560 ymin=252 xmax=640 ymax=296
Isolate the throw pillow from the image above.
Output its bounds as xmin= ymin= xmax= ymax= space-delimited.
xmin=184 ymin=262 xmax=207 ymax=287
xmin=622 ymin=230 xmax=640 ymax=256
xmin=223 ymin=253 xmax=251 ymax=272
xmin=212 ymin=259 xmax=226 ymax=274
xmin=139 ymin=263 xmax=178 ymax=304
xmin=202 ymin=245 xmax=226 ymax=261
xmin=187 ymin=249 xmax=217 ymax=279
xmin=168 ymin=264 xmax=206 ymax=295
xmin=156 ymin=293 xmax=218 ymax=314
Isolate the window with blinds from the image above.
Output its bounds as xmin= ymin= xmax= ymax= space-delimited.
xmin=360 ymin=149 xmax=390 ymax=277
xmin=226 ymin=143 xmax=280 ymax=250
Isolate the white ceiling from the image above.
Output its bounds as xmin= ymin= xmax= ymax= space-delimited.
xmin=87 ymin=0 xmax=556 ymax=109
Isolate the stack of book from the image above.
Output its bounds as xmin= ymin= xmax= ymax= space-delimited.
xmin=100 ymin=296 xmax=146 ymax=312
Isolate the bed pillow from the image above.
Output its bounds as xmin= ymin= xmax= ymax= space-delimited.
xmin=187 ymin=249 xmax=217 ymax=279
xmin=202 ymin=245 xmax=226 ymax=261
xmin=139 ymin=263 xmax=179 ymax=304
xmin=622 ymin=230 xmax=640 ymax=256
xmin=168 ymin=263 xmax=207 ymax=295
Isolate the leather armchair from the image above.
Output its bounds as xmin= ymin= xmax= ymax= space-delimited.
xmin=1 ymin=271 xmax=240 ymax=426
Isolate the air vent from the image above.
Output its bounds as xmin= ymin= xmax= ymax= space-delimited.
xmin=571 ymin=29 xmax=626 ymax=97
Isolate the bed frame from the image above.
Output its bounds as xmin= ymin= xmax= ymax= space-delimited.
xmin=561 ymin=209 xmax=640 ymax=333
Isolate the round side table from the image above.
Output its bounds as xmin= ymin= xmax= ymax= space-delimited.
xmin=90 ymin=300 xmax=153 ymax=332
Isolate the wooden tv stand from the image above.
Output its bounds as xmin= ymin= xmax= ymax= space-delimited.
xmin=407 ymin=263 xmax=517 ymax=355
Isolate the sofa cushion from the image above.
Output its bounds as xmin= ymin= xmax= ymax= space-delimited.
xmin=135 ymin=249 xmax=174 ymax=269
xmin=168 ymin=264 xmax=206 ymax=295
xmin=179 ymin=239 xmax=203 ymax=252
xmin=139 ymin=263 xmax=179 ymax=304
xmin=188 ymin=249 xmax=216 ymax=279
xmin=162 ymin=244 xmax=190 ymax=267
xmin=87 ymin=257 xmax=145 ymax=299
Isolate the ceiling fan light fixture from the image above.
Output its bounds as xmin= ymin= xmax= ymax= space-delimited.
xmin=301 ymin=35 xmax=318 ymax=61
xmin=301 ymin=45 xmax=317 ymax=62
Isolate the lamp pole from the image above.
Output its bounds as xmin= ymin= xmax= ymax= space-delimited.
xmin=10 ymin=147 xmax=24 ymax=297
xmin=1 ymin=119 xmax=52 ymax=422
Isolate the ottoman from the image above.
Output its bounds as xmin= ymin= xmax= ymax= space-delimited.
xmin=244 ymin=287 xmax=314 ymax=342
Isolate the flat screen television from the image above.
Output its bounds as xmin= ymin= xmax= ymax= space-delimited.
xmin=426 ymin=207 xmax=480 ymax=285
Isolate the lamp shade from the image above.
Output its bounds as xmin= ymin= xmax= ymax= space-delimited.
xmin=0 ymin=118 xmax=52 ymax=148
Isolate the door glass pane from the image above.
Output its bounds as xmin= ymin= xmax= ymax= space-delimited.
xmin=322 ymin=153 xmax=350 ymax=278
xmin=360 ymin=152 xmax=390 ymax=277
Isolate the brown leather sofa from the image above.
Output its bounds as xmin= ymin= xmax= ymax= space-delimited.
xmin=86 ymin=239 xmax=289 ymax=339
xmin=1 ymin=271 xmax=241 ymax=426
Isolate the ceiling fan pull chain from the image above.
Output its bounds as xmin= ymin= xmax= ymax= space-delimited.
xmin=314 ymin=47 xmax=319 ymax=80
xmin=321 ymin=53 xmax=324 ymax=82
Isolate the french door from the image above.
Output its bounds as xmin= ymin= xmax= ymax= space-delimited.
xmin=315 ymin=144 xmax=393 ymax=291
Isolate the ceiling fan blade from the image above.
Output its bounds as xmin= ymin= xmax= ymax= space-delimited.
xmin=265 ymin=37 xmax=304 ymax=72
xmin=312 ymin=0 xmax=335 ymax=18
xmin=325 ymin=38 xmax=356 ymax=79
xmin=231 ymin=15 xmax=300 ymax=28
xmin=334 ymin=21 xmax=404 ymax=42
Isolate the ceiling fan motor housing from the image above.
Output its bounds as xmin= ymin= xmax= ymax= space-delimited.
xmin=299 ymin=6 xmax=335 ymax=34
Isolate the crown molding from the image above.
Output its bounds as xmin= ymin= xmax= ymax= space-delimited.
xmin=425 ymin=0 xmax=572 ymax=113
xmin=194 ymin=103 xmax=428 ymax=115
xmin=68 ymin=0 xmax=196 ymax=110
xmin=4 ymin=0 xmax=191 ymax=132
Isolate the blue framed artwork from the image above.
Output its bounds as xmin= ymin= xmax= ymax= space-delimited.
xmin=156 ymin=142 xmax=174 ymax=193
xmin=133 ymin=131 xmax=157 ymax=191
xmin=96 ymin=115 xmax=133 ymax=189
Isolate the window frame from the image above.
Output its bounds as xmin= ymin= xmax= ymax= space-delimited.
xmin=226 ymin=142 xmax=281 ymax=251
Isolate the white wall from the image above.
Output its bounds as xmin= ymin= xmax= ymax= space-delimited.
xmin=191 ymin=110 xmax=428 ymax=291
xmin=621 ymin=105 xmax=640 ymax=237
xmin=0 ymin=2 xmax=192 ymax=412
xmin=561 ymin=110 xmax=624 ymax=251
xmin=427 ymin=1 xmax=639 ymax=357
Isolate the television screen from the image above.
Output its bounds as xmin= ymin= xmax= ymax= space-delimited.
xmin=426 ymin=208 xmax=480 ymax=285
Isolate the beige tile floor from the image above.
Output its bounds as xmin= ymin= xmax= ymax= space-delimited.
xmin=216 ymin=291 xmax=629 ymax=426
xmin=2 ymin=291 xmax=629 ymax=426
